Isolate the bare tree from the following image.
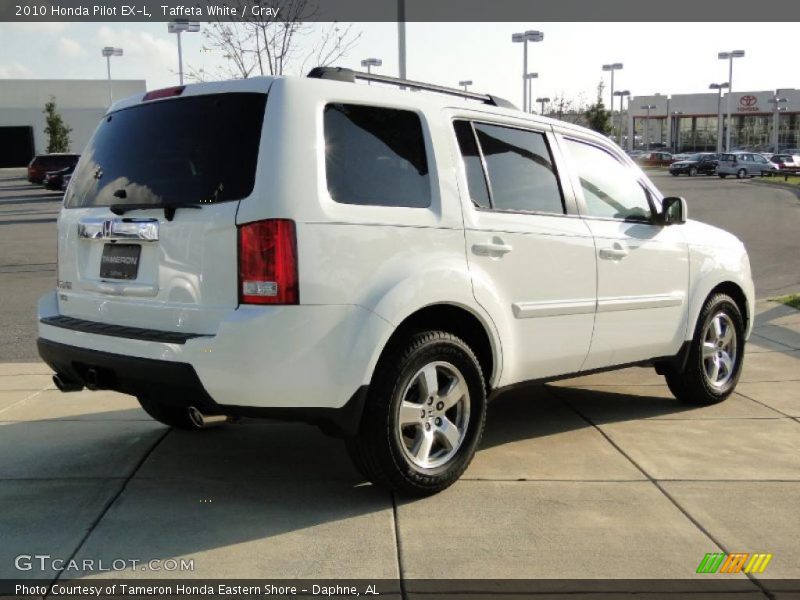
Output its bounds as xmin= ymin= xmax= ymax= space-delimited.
xmin=547 ymin=91 xmax=590 ymax=126
xmin=187 ymin=0 xmax=360 ymax=81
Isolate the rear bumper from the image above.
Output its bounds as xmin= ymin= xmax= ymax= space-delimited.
xmin=37 ymin=338 xmax=367 ymax=435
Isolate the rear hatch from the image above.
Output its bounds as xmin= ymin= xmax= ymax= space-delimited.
xmin=56 ymin=85 xmax=270 ymax=334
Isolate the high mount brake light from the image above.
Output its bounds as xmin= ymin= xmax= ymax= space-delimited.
xmin=142 ymin=86 xmax=185 ymax=101
xmin=238 ymin=220 xmax=299 ymax=305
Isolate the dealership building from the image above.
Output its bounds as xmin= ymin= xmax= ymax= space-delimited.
xmin=627 ymin=88 xmax=800 ymax=153
xmin=0 ymin=79 xmax=146 ymax=167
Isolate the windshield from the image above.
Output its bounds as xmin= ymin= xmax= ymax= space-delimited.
xmin=65 ymin=93 xmax=267 ymax=209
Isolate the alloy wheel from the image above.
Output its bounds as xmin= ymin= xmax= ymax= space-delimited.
xmin=702 ymin=312 xmax=738 ymax=389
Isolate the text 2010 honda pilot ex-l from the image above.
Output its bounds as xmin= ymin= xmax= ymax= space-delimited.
xmin=38 ymin=67 xmax=754 ymax=495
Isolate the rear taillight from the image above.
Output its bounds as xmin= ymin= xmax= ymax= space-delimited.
xmin=238 ymin=219 xmax=298 ymax=305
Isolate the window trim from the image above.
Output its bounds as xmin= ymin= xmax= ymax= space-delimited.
xmin=322 ymin=102 xmax=433 ymax=209
xmin=559 ymin=135 xmax=662 ymax=225
xmin=452 ymin=117 xmax=569 ymax=218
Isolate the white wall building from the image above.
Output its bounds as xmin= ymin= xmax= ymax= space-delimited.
xmin=627 ymin=88 xmax=800 ymax=153
xmin=0 ymin=79 xmax=146 ymax=167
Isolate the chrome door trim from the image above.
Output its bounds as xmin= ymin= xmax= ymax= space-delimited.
xmin=78 ymin=218 xmax=159 ymax=242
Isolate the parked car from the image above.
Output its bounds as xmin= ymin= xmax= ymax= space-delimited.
xmin=669 ymin=153 xmax=719 ymax=176
xmin=768 ymin=154 xmax=800 ymax=171
xmin=44 ymin=164 xmax=76 ymax=191
xmin=635 ymin=151 xmax=673 ymax=167
xmin=37 ymin=69 xmax=755 ymax=495
xmin=717 ymin=152 xmax=778 ymax=178
xmin=27 ymin=153 xmax=80 ymax=184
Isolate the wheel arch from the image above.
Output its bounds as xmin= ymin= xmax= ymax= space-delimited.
xmin=367 ymin=302 xmax=502 ymax=392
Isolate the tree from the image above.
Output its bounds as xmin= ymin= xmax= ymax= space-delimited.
xmin=548 ymin=92 xmax=589 ymax=126
xmin=43 ymin=96 xmax=72 ymax=153
xmin=187 ymin=0 xmax=361 ymax=81
xmin=584 ymin=81 xmax=612 ymax=135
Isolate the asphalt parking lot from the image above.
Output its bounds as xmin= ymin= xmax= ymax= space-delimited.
xmin=0 ymin=168 xmax=798 ymax=595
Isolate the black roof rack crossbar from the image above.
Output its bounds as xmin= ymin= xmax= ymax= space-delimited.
xmin=307 ymin=66 xmax=516 ymax=109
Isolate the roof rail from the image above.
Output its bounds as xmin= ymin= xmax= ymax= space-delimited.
xmin=307 ymin=66 xmax=516 ymax=110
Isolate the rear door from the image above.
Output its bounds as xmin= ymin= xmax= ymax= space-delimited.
xmin=453 ymin=118 xmax=596 ymax=382
xmin=57 ymin=86 xmax=270 ymax=334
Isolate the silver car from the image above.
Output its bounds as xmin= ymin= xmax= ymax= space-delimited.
xmin=717 ymin=152 xmax=777 ymax=179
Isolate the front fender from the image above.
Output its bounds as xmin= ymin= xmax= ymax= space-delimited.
xmin=686 ymin=243 xmax=755 ymax=340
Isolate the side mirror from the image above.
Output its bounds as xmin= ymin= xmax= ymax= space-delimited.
xmin=660 ymin=196 xmax=687 ymax=225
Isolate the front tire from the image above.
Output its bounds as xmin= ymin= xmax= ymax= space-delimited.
xmin=137 ymin=395 xmax=203 ymax=429
xmin=664 ymin=293 xmax=745 ymax=405
xmin=737 ymin=168 xmax=747 ymax=179
xmin=346 ymin=331 xmax=487 ymax=496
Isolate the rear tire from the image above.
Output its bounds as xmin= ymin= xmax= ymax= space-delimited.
xmin=137 ymin=395 xmax=203 ymax=429
xmin=688 ymin=166 xmax=698 ymax=177
xmin=346 ymin=331 xmax=487 ymax=496
xmin=664 ymin=293 xmax=745 ymax=405
xmin=718 ymin=174 xmax=727 ymax=179
xmin=737 ymin=168 xmax=747 ymax=179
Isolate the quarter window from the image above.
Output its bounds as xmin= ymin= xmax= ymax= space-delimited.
xmin=324 ymin=103 xmax=430 ymax=207
xmin=453 ymin=120 xmax=491 ymax=208
xmin=564 ymin=139 xmax=653 ymax=221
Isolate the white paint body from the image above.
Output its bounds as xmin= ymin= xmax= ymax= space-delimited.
xmin=39 ymin=75 xmax=755 ymax=410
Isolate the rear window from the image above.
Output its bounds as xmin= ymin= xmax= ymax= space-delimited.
xmin=324 ymin=103 xmax=430 ymax=208
xmin=33 ymin=155 xmax=79 ymax=170
xmin=65 ymin=93 xmax=267 ymax=209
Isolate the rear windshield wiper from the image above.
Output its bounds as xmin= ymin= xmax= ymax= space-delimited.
xmin=109 ymin=202 xmax=203 ymax=222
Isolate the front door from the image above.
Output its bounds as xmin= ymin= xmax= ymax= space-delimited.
xmin=560 ymin=137 xmax=689 ymax=370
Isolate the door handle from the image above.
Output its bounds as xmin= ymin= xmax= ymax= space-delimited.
xmin=599 ymin=242 xmax=629 ymax=260
xmin=472 ymin=238 xmax=513 ymax=258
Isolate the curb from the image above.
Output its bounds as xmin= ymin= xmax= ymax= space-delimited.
xmin=748 ymin=178 xmax=800 ymax=198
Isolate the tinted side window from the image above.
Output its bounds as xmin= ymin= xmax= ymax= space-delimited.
xmin=324 ymin=103 xmax=430 ymax=207
xmin=564 ymin=139 xmax=652 ymax=221
xmin=473 ymin=123 xmax=564 ymax=214
xmin=453 ymin=120 xmax=490 ymax=208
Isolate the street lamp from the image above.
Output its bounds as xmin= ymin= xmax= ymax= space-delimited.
xmin=535 ymin=96 xmax=550 ymax=115
xmin=512 ymin=30 xmax=544 ymax=112
xmin=360 ymin=57 xmax=382 ymax=74
xmin=524 ymin=72 xmax=538 ymax=112
xmin=709 ymin=82 xmax=729 ymax=153
xmin=641 ymin=104 xmax=656 ymax=151
xmin=718 ymin=50 xmax=745 ymax=152
xmin=168 ymin=21 xmax=200 ymax=85
xmin=602 ymin=63 xmax=623 ymax=113
xmin=769 ymin=96 xmax=788 ymax=153
xmin=101 ymin=46 xmax=123 ymax=106
xmin=458 ymin=80 xmax=473 ymax=92
xmin=613 ymin=90 xmax=630 ymax=147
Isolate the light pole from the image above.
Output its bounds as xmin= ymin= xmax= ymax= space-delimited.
xmin=718 ymin=50 xmax=745 ymax=152
xmin=602 ymin=63 xmax=623 ymax=115
xmin=613 ymin=90 xmax=630 ymax=147
xmin=769 ymin=96 xmax=788 ymax=153
xmin=168 ymin=21 xmax=200 ymax=85
xmin=641 ymin=104 xmax=656 ymax=151
xmin=458 ymin=80 xmax=473 ymax=92
xmin=709 ymin=82 xmax=730 ymax=153
xmin=101 ymin=46 xmax=123 ymax=106
xmin=524 ymin=73 xmax=538 ymax=112
xmin=512 ymin=30 xmax=544 ymax=112
xmin=535 ymin=96 xmax=550 ymax=115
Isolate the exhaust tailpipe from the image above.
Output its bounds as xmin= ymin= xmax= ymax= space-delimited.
xmin=53 ymin=373 xmax=83 ymax=393
xmin=188 ymin=406 xmax=227 ymax=429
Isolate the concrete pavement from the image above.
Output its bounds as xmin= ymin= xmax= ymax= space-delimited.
xmin=0 ymin=301 xmax=797 ymax=595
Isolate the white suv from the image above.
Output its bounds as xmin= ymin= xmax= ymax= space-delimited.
xmin=38 ymin=68 xmax=754 ymax=495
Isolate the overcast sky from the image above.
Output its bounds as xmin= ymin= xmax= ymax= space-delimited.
xmin=0 ymin=21 xmax=794 ymax=107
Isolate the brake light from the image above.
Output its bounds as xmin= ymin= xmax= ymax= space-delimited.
xmin=142 ymin=86 xmax=185 ymax=101
xmin=238 ymin=219 xmax=298 ymax=305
